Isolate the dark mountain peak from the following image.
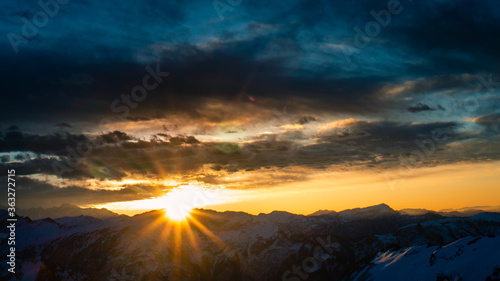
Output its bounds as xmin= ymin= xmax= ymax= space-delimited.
xmin=338 ymin=203 xmax=397 ymax=218
xmin=365 ymin=203 xmax=394 ymax=212
xmin=308 ymin=204 xmax=395 ymax=218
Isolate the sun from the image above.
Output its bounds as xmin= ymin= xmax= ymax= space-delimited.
xmin=162 ymin=185 xmax=209 ymax=222
xmin=89 ymin=183 xmax=223 ymax=220
xmin=165 ymin=204 xmax=192 ymax=221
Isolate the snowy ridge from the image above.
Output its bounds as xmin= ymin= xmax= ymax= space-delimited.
xmin=350 ymin=236 xmax=500 ymax=281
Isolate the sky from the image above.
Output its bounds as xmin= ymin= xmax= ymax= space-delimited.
xmin=0 ymin=0 xmax=499 ymax=215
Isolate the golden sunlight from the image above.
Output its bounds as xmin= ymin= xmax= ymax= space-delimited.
xmin=91 ymin=184 xmax=225 ymax=218
xmin=162 ymin=187 xmax=197 ymax=221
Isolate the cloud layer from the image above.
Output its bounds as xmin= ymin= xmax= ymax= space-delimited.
xmin=1 ymin=0 xmax=499 ymax=207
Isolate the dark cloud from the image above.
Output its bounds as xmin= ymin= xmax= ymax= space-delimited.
xmin=0 ymin=155 xmax=10 ymax=163
xmin=0 ymin=129 xmax=89 ymax=154
xmin=385 ymin=0 xmax=500 ymax=74
xmin=0 ymin=176 xmax=166 ymax=209
xmin=298 ymin=116 xmax=317 ymax=124
xmin=0 ymin=120 xmax=478 ymax=182
xmin=474 ymin=113 xmax=500 ymax=133
xmin=407 ymin=103 xmax=445 ymax=113
xmin=101 ymin=131 xmax=133 ymax=144
xmin=408 ymin=103 xmax=433 ymax=113
xmin=1 ymin=0 xmax=498 ymax=125
xmin=55 ymin=122 xmax=73 ymax=128
xmin=0 ymin=128 xmax=136 ymax=154
xmin=0 ymin=45 xmax=401 ymax=126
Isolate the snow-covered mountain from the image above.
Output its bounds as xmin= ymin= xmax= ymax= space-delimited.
xmin=348 ymin=236 xmax=500 ymax=281
xmin=1 ymin=204 xmax=499 ymax=281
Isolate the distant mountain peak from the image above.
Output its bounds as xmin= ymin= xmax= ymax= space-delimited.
xmin=365 ymin=203 xmax=394 ymax=212
xmin=336 ymin=203 xmax=397 ymax=220
xmin=308 ymin=204 xmax=395 ymax=217
xmin=342 ymin=203 xmax=395 ymax=214
xmin=17 ymin=204 xmax=122 ymax=220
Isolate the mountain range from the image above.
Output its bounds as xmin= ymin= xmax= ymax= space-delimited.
xmin=13 ymin=203 xmax=500 ymax=220
xmin=14 ymin=203 xmax=123 ymax=220
xmin=1 ymin=204 xmax=499 ymax=281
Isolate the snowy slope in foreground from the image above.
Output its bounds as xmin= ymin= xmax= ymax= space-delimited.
xmin=351 ymin=236 xmax=500 ymax=281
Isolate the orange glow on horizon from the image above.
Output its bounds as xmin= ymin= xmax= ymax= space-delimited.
xmin=92 ymin=161 xmax=500 ymax=217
